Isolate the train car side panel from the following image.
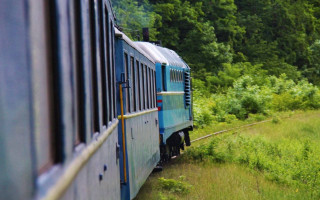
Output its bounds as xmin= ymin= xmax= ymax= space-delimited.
xmin=0 ymin=1 xmax=35 ymax=199
xmin=115 ymin=33 xmax=160 ymax=200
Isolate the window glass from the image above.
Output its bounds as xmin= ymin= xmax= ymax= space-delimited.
xmin=111 ymin=22 xmax=116 ymax=119
xmin=70 ymin=0 xmax=85 ymax=145
xmin=145 ymin=65 xmax=149 ymax=109
xmin=35 ymin=0 xmax=59 ymax=174
xmin=141 ymin=63 xmax=145 ymax=109
xmin=162 ymin=65 xmax=166 ymax=91
xmin=131 ymin=57 xmax=136 ymax=112
xmin=149 ymin=68 xmax=153 ymax=108
xmin=98 ymin=0 xmax=107 ymax=125
xmin=151 ymin=70 xmax=155 ymax=108
xmin=136 ymin=60 xmax=141 ymax=111
xmin=153 ymin=71 xmax=157 ymax=107
xmin=105 ymin=7 xmax=113 ymax=123
xmin=89 ymin=0 xmax=99 ymax=132
xmin=124 ymin=53 xmax=130 ymax=113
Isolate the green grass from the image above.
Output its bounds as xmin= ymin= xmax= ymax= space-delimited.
xmin=189 ymin=111 xmax=300 ymax=141
xmin=135 ymin=160 xmax=305 ymax=200
xmin=135 ymin=110 xmax=320 ymax=200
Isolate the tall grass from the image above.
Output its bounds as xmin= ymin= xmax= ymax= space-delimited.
xmin=185 ymin=111 xmax=320 ymax=199
xmin=135 ymin=111 xmax=320 ymax=200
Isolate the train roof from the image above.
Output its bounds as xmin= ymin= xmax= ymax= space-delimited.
xmin=134 ymin=42 xmax=190 ymax=69
xmin=115 ymin=28 xmax=155 ymax=64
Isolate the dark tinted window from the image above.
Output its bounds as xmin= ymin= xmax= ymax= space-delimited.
xmin=136 ymin=60 xmax=141 ymax=111
xmin=124 ymin=53 xmax=130 ymax=113
xmin=146 ymin=65 xmax=149 ymax=109
xmin=89 ymin=0 xmax=99 ymax=132
xmin=131 ymin=57 xmax=136 ymax=112
xmin=141 ymin=63 xmax=145 ymax=109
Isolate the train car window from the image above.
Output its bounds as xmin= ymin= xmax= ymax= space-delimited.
xmin=136 ymin=60 xmax=141 ymax=111
xmin=145 ymin=65 xmax=149 ymax=109
xmin=89 ymin=0 xmax=99 ymax=133
xmin=177 ymin=71 xmax=179 ymax=82
xmin=124 ymin=53 xmax=130 ymax=113
xmin=181 ymin=71 xmax=183 ymax=82
xmin=131 ymin=56 xmax=136 ymax=112
xmin=172 ymin=70 xmax=174 ymax=82
xmin=33 ymin=0 xmax=62 ymax=174
xmin=176 ymin=70 xmax=178 ymax=82
xmin=172 ymin=69 xmax=174 ymax=82
xmin=177 ymin=70 xmax=179 ymax=82
xmin=150 ymin=68 xmax=153 ymax=108
xmin=154 ymin=71 xmax=157 ymax=107
xmin=151 ymin=70 xmax=154 ymax=108
xmin=162 ymin=65 xmax=166 ymax=91
xmin=105 ymin=5 xmax=113 ymax=123
xmin=98 ymin=0 xmax=108 ymax=126
xmin=111 ymin=22 xmax=116 ymax=119
xmin=149 ymin=67 xmax=152 ymax=109
xmin=70 ymin=0 xmax=85 ymax=145
xmin=141 ymin=63 xmax=145 ymax=110
xmin=170 ymin=69 xmax=172 ymax=82
xmin=151 ymin=69 xmax=155 ymax=108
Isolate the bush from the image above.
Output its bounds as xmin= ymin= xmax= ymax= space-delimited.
xmin=193 ymin=73 xmax=320 ymax=127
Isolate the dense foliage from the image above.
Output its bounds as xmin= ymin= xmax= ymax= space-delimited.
xmin=112 ymin=0 xmax=320 ymax=80
xmin=111 ymin=0 xmax=320 ymax=127
xmin=194 ymin=71 xmax=320 ymax=127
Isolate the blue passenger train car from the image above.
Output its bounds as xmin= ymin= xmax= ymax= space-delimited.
xmin=115 ymin=29 xmax=160 ymax=200
xmin=136 ymin=42 xmax=193 ymax=159
xmin=1 ymin=0 xmax=121 ymax=199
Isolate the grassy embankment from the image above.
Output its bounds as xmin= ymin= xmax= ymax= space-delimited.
xmin=135 ymin=110 xmax=320 ymax=200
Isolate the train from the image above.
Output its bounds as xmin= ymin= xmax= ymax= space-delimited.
xmin=0 ymin=0 xmax=193 ymax=200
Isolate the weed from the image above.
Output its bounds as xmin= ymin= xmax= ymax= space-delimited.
xmin=158 ymin=177 xmax=192 ymax=195
xmin=272 ymin=115 xmax=281 ymax=124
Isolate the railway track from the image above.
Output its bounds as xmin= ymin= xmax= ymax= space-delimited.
xmin=190 ymin=119 xmax=273 ymax=143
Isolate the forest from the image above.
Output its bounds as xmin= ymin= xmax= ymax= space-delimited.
xmin=111 ymin=1 xmax=320 ymax=199
xmin=111 ymin=0 xmax=320 ymax=127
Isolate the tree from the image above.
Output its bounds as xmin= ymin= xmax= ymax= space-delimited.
xmin=112 ymin=0 xmax=159 ymax=40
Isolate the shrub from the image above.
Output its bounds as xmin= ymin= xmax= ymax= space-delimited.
xmin=193 ymin=73 xmax=320 ymax=126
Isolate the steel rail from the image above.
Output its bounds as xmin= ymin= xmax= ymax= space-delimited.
xmin=191 ymin=119 xmax=272 ymax=143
